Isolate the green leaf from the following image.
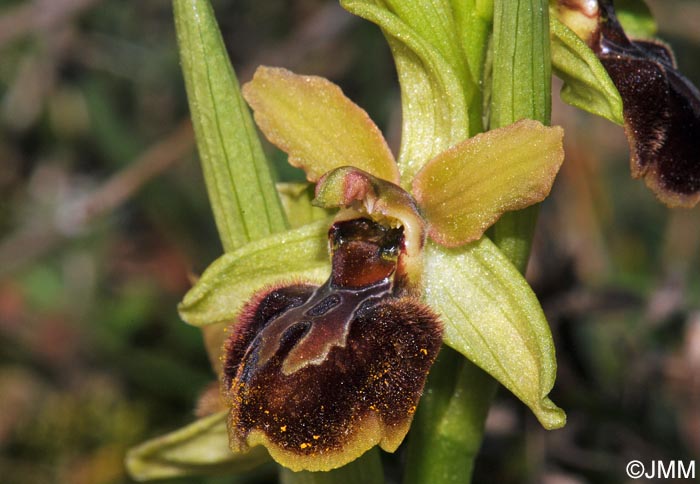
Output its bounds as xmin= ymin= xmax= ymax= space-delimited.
xmin=341 ymin=0 xmax=473 ymax=186
xmin=413 ymin=119 xmax=564 ymax=247
xmin=126 ymin=412 xmax=271 ymax=481
xmin=423 ymin=239 xmax=566 ymax=429
xmin=173 ymin=0 xmax=287 ymax=252
xmin=550 ymin=17 xmax=624 ymax=125
xmin=242 ymin=66 xmax=400 ymax=184
xmin=178 ymin=220 xmax=331 ymax=327
xmin=277 ymin=183 xmax=330 ymax=229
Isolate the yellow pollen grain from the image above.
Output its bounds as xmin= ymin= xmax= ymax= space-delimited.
xmin=280 ymin=425 xmax=287 ymax=432
xmin=408 ymin=405 xmax=417 ymax=414
xmin=313 ymin=435 xmax=320 ymax=440
xmin=300 ymin=442 xmax=311 ymax=449
xmin=264 ymin=410 xmax=270 ymax=414
xmin=420 ymin=348 xmax=428 ymax=356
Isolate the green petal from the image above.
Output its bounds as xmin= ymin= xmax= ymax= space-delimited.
xmin=550 ymin=17 xmax=624 ymax=125
xmin=242 ymin=66 xmax=399 ymax=184
xmin=341 ymin=0 xmax=474 ymax=186
xmin=179 ymin=220 xmax=331 ymax=327
xmin=126 ymin=412 xmax=270 ymax=481
xmin=173 ymin=0 xmax=287 ymax=252
xmin=423 ymin=240 xmax=566 ymax=429
xmin=413 ymin=120 xmax=564 ymax=247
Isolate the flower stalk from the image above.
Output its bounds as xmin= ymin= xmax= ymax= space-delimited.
xmin=280 ymin=449 xmax=384 ymax=484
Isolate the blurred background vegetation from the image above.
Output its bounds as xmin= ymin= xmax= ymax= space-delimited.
xmin=0 ymin=1 xmax=698 ymax=483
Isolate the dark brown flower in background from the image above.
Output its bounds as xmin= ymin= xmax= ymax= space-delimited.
xmin=571 ymin=0 xmax=700 ymax=207
xmin=221 ymin=218 xmax=442 ymax=471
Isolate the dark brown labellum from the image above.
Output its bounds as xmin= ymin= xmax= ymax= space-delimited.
xmin=593 ymin=0 xmax=700 ymax=207
xmin=221 ymin=218 xmax=442 ymax=471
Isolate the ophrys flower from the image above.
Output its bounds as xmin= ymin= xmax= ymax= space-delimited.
xmin=191 ymin=66 xmax=567 ymax=471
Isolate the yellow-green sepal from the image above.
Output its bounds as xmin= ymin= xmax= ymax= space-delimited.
xmin=126 ymin=412 xmax=271 ymax=481
xmin=242 ymin=66 xmax=399 ymax=184
xmin=178 ymin=220 xmax=331 ymax=327
xmin=277 ymin=182 xmax=331 ymax=229
xmin=423 ymin=239 xmax=566 ymax=430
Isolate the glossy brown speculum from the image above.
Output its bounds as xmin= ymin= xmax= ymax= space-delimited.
xmin=221 ymin=218 xmax=442 ymax=471
xmin=329 ymin=217 xmax=403 ymax=288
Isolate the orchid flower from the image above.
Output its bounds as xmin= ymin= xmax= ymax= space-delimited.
xmin=552 ymin=0 xmax=700 ymax=207
xmin=128 ymin=0 xmax=569 ymax=480
xmin=195 ymin=66 xmax=565 ymax=472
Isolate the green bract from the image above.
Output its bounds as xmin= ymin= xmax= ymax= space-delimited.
xmin=615 ymin=0 xmax=656 ymax=38
xmin=546 ymin=0 xmax=658 ymax=126
xmin=341 ymin=0 xmax=476 ymax=185
xmin=550 ymin=17 xmax=624 ymax=125
xmin=549 ymin=0 xmax=656 ymax=125
xmin=491 ymin=0 xmax=552 ymax=128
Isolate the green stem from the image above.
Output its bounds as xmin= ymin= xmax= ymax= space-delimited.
xmin=489 ymin=0 xmax=551 ymax=271
xmin=406 ymin=1 xmax=550 ymax=483
xmin=280 ymin=447 xmax=385 ymax=484
xmin=404 ymin=348 xmax=497 ymax=483
xmin=492 ymin=205 xmax=540 ymax=273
